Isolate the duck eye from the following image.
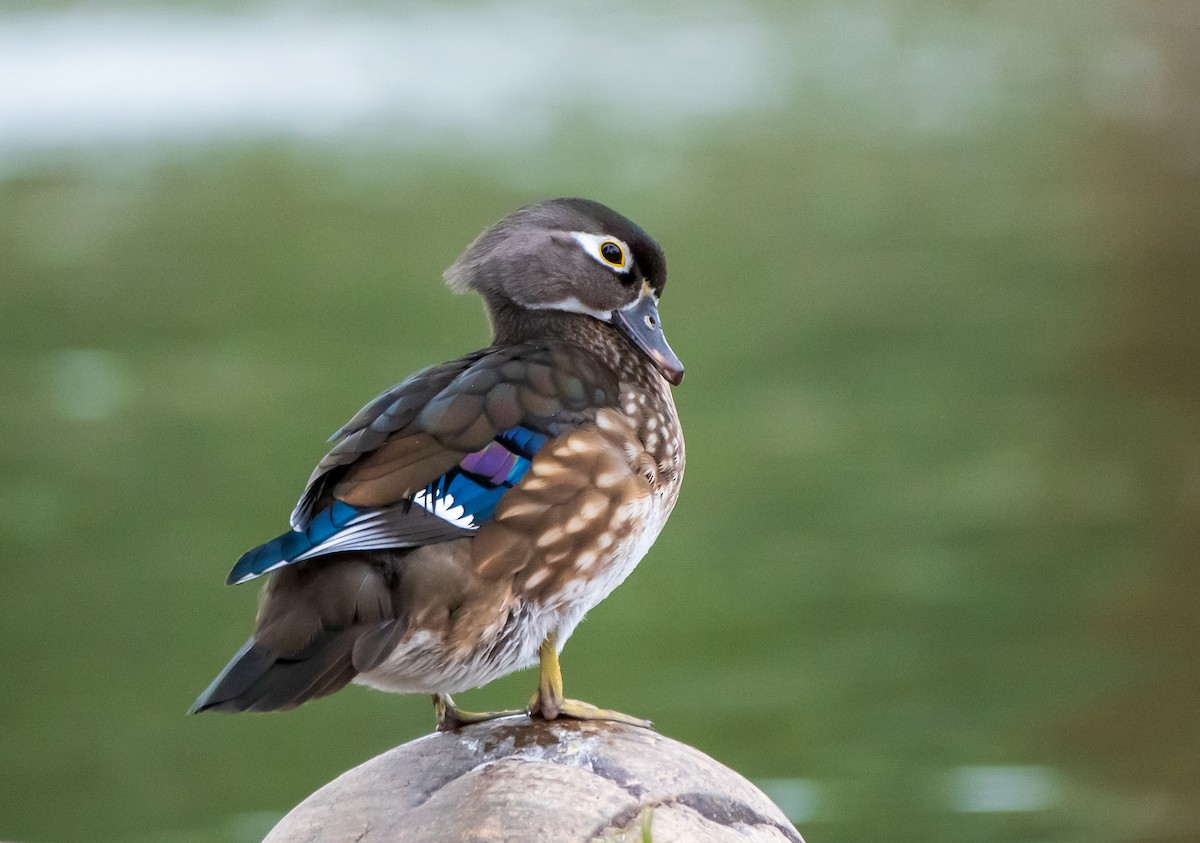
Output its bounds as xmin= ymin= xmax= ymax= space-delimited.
xmin=569 ymin=231 xmax=633 ymax=274
xmin=599 ymin=241 xmax=625 ymax=267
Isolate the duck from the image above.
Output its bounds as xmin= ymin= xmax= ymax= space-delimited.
xmin=190 ymin=198 xmax=685 ymax=730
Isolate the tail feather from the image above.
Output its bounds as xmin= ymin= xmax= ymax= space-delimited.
xmin=238 ymin=633 xmax=359 ymax=712
xmin=188 ymin=638 xmax=272 ymax=713
xmin=188 ymin=631 xmax=360 ymax=714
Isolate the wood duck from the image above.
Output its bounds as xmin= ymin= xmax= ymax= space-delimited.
xmin=190 ymin=198 xmax=685 ymax=730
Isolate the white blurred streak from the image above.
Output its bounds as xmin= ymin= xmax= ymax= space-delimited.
xmin=0 ymin=4 xmax=781 ymax=154
xmin=948 ymin=765 xmax=1062 ymax=813
xmin=756 ymin=777 xmax=821 ymax=823
xmin=0 ymin=1 xmax=1166 ymax=162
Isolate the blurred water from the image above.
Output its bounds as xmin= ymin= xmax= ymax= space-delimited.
xmin=947 ymin=766 xmax=1062 ymax=814
xmin=0 ymin=2 xmax=781 ymax=156
xmin=1 ymin=2 xmax=1198 ymax=843
xmin=0 ymin=2 xmax=1167 ymax=159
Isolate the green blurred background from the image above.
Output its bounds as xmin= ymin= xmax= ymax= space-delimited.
xmin=2 ymin=2 xmax=1198 ymax=841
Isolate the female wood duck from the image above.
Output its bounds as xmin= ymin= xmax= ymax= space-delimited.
xmin=190 ymin=198 xmax=685 ymax=730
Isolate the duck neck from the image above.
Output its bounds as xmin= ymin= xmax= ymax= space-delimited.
xmin=488 ymin=299 xmax=617 ymax=351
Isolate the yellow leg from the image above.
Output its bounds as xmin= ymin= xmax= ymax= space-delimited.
xmin=432 ymin=693 xmax=525 ymax=732
xmin=526 ymin=632 xmax=653 ymax=729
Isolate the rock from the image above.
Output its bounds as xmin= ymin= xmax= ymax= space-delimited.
xmin=264 ymin=716 xmax=804 ymax=843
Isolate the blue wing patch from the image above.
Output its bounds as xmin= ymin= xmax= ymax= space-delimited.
xmin=226 ymin=426 xmax=549 ymax=585
xmin=430 ymin=426 xmax=547 ymax=525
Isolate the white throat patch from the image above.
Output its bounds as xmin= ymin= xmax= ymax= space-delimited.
xmin=526 ymin=295 xmax=612 ymax=321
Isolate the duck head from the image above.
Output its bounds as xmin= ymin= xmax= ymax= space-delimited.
xmin=444 ymin=198 xmax=684 ymax=385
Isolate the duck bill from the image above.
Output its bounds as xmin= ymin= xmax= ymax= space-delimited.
xmin=612 ymin=295 xmax=685 ymax=385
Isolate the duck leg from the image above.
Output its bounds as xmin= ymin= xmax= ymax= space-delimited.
xmin=527 ymin=631 xmax=653 ymax=729
xmin=432 ymin=693 xmax=525 ymax=732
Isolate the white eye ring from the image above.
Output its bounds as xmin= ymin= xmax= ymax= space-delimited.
xmin=571 ymin=231 xmax=632 ymax=273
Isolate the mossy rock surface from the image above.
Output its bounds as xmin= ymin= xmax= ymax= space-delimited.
xmin=264 ymin=717 xmax=804 ymax=843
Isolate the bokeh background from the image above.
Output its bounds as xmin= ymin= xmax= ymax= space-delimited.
xmin=2 ymin=2 xmax=1198 ymax=841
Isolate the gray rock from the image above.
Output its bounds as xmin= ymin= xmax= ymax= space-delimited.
xmin=264 ymin=717 xmax=805 ymax=843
